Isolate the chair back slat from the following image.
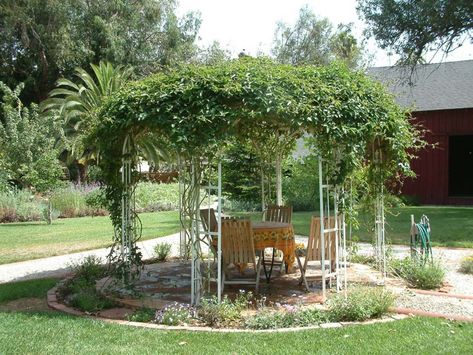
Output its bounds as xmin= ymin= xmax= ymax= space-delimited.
xmin=222 ymin=219 xmax=255 ymax=265
xmin=306 ymin=216 xmax=338 ymax=261
xmin=264 ymin=205 xmax=292 ymax=223
xmin=200 ymin=208 xmax=218 ymax=233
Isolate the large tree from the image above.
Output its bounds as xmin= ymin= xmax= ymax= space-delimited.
xmin=0 ymin=0 xmax=200 ymax=104
xmin=272 ymin=6 xmax=366 ymax=68
xmin=358 ymin=0 xmax=473 ymax=64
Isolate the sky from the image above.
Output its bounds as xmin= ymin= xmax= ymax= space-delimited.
xmin=177 ymin=0 xmax=473 ymax=67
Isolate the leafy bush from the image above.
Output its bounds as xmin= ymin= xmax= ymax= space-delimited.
xmin=69 ymin=290 xmax=115 ymax=312
xmin=59 ymin=256 xmax=105 ymax=297
xmin=328 ymin=286 xmax=394 ymax=322
xmin=50 ymin=186 xmax=86 ymax=218
xmin=134 ymin=182 xmax=179 ymax=212
xmin=128 ymin=308 xmax=156 ymax=323
xmin=244 ymin=306 xmax=329 ymax=329
xmin=155 ymin=302 xmax=196 ymax=326
xmin=282 ymin=155 xmax=319 ymax=211
xmin=58 ymin=256 xmax=112 ymax=312
xmin=0 ymin=82 xmax=64 ymax=192
xmin=154 ymin=243 xmax=172 ymax=262
xmin=84 ymin=188 xmax=107 ymax=212
xmin=390 ymin=257 xmax=445 ymax=289
xmin=69 ymin=255 xmax=106 ymax=285
xmin=459 ymin=256 xmax=473 ymax=274
xmin=223 ymin=198 xmax=261 ymax=212
xmin=198 ymin=292 xmax=252 ymax=326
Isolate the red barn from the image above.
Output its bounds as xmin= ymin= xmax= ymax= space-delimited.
xmin=368 ymin=60 xmax=473 ymax=205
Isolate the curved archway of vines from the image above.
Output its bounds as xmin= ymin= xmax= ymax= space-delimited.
xmin=91 ymin=57 xmax=423 ymax=293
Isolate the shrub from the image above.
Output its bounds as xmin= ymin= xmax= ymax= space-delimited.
xmin=155 ymin=302 xmax=196 ymax=326
xmin=0 ymin=189 xmax=43 ymax=222
xmin=84 ymin=188 xmax=107 ymax=213
xmin=59 ymin=256 xmax=112 ymax=312
xmin=134 ymin=182 xmax=179 ymax=212
xmin=128 ymin=308 xmax=156 ymax=323
xmin=69 ymin=255 xmax=106 ymax=284
xmin=154 ymin=243 xmax=172 ymax=262
xmin=459 ymin=255 xmax=473 ymax=274
xmin=390 ymin=257 xmax=445 ymax=289
xmin=282 ymin=155 xmax=319 ymax=211
xmin=50 ymin=185 xmax=88 ymax=218
xmin=244 ymin=306 xmax=329 ymax=329
xmin=69 ymin=290 xmax=115 ymax=312
xmin=50 ymin=184 xmax=108 ymax=218
xmin=198 ymin=292 xmax=252 ymax=326
xmin=223 ymin=198 xmax=261 ymax=212
xmin=328 ymin=286 xmax=394 ymax=322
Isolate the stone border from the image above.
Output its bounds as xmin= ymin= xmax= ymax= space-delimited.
xmin=392 ymin=307 xmax=473 ymax=322
xmin=47 ymin=285 xmax=410 ymax=333
xmin=411 ymin=289 xmax=473 ymax=300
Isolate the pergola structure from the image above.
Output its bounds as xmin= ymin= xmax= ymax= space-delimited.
xmin=93 ymin=57 xmax=420 ymax=305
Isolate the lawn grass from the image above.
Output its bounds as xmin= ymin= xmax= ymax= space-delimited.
xmin=0 ymin=312 xmax=471 ymax=354
xmin=237 ymin=206 xmax=473 ymax=248
xmin=0 ymin=279 xmax=472 ymax=354
xmin=0 ymin=278 xmax=58 ymax=304
xmin=1 ymin=206 xmax=471 ymax=265
xmin=0 ymin=211 xmax=180 ymax=264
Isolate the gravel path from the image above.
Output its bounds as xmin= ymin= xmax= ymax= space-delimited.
xmin=355 ymin=242 xmax=473 ymax=318
xmin=0 ymin=233 xmax=181 ymax=283
xmin=395 ymin=290 xmax=473 ymax=318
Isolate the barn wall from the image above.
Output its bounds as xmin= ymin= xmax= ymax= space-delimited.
xmin=402 ymin=107 xmax=473 ymax=205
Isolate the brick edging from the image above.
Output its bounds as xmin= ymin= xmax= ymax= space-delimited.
xmin=391 ymin=307 xmax=473 ymax=322
xmin=411 ymin=289 xmax=473 ymax=300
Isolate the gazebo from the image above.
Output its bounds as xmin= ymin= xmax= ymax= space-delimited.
xmin=92 ymin=57 xmax=420 ymax=305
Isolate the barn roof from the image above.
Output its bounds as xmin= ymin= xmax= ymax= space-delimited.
xmin=367 ymin=60 xmax=473 ymax=112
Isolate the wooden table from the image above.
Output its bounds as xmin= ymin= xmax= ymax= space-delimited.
xmin=252 ymin=221 xmax=296 ymax=272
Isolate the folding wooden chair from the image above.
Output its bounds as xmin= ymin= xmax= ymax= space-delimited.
xmin=200 ymin=208 xmax=218 ymax=234
xmin=264 ymin=205 xmax=293 ymax=224
xmin=221 ymin=219 xmax=262 ymax=293
xmin=262 ymin=205 xmax=293 ymax=281
xmin=296 ymin=216 xmax=338 ymax=291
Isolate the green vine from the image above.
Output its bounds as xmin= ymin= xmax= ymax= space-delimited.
xmin=90 ymin=57 xmax=424 ymax=285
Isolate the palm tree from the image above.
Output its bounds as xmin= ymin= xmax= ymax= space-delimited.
xmin=42 ymin=61 xmax=169 ymax=182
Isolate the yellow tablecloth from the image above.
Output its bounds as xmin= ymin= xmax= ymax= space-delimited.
xmin=252 ymin=221 xmax=296 ymax=271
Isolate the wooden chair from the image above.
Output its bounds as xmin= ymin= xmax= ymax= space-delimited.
xmin=262 ymin=205 xmax=293 ymax=281
xmin=221 ymin=218 xmax=262 ymax=293
xmin=200 ymin=208 xmax=218 ymax=234
xmin=264 ymin=205 xmax=293 ymax=223
xmin=296 ymin=216 xmax=339 ymax=291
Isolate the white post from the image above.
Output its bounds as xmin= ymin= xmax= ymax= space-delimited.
xmin=318 ymin=158 xmax=326 ymax=301
xmin=334 ymin=189 xmax=340 ymax=292
xmin=190 ymin=162 xmax=195 ymax=305
xmin=217 ymin=161 xmax=222 ymax=302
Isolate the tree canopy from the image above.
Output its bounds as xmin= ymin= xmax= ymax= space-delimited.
xmin=358 ymin=0 xmax=473 ymax=64
xmin=272 ymin=6 xmax=365 ymax=67
xmin=0 ymin=0 xmax=200 ymax=104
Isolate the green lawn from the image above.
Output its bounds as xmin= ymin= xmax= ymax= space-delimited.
xmin=238 ymin=206 xmax=473 ymax=248
xmin=0 ymin=279 xmax=472 ymax=354
xmin=1 ymin=206 xmax=471 ymax=265
xmin=0 ymin=310 xmax=472 ymax=354
xmin=0 ymin=278 xmax=58 ymax=303
xmin=0 ymin=211 xmax=180 ymax=264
